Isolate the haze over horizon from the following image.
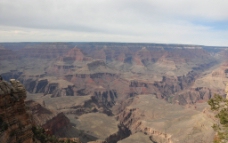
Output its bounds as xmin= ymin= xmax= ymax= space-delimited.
xmin=0 ymin=0 xmax=228 ymax=46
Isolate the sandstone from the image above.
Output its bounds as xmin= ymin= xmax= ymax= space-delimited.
xmin=0 ymin=80 xmax=33 ymax=143
xmin=65 ymin=47 xmax=84 ymax=62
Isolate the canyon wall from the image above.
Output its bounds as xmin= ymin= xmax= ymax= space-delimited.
xmin=0 ymin=80 xmax=33 ymax=143
xmin=25 ymin=100 xmax=70 ymax=136
xmin=0 ymin=79 xmax=72 ymax=143
xmin=1 ymin=43 xmax=228 ymax=142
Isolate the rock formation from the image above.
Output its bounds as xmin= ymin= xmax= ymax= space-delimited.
xmin=0 ymin=79 xmax=77 ymax=143
xmin=1 ymin=42 xmax=228 ymax=142
xmin=25 ymin=100 xmax=70 ymax=136
xmin=115 ymin=94 xmax=215 ymax=143
xmin=0 ymin=79 xmax=33 ymax=143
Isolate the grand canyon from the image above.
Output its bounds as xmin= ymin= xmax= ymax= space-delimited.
xmin=0 ymin=42 xmax=228 ymax=143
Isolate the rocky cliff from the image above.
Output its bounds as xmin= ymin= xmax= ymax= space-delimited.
xmin=0 ymin=79 xmax=33 ymax=143
xmin=0 ymin=79 xmax=76 ymax=143
xmin=25 ymin=100 xmax=70 ymax=136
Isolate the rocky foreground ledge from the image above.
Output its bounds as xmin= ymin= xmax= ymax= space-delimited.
xmin=0 ymin=80 xmax=81 ymax=143
xmin=0 ymin=79 xmax=33 ymax=143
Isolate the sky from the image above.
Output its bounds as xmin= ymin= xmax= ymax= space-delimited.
xmin=0 ymin=0 xmax=228 ymax=46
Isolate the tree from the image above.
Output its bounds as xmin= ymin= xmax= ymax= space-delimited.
xmin=208 ymin=94 xmax=228 ymax=143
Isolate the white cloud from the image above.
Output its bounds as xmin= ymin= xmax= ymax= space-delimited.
xmin=0 ymin=0 xmax=228 ymax=46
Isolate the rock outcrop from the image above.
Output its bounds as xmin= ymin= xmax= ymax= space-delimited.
xmin=0 ymin=79 xmax=74 ymax=143
xmin=0 ymin=80 xmax=33 ymax=143
xmin=25 ymin=100 xmax=70 ymax=136
xmin=115 ymin=94 xmax=215 ymax=143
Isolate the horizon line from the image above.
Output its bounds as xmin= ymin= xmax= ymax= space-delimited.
xmin=0 ymin=41 xmax=228 ymax=48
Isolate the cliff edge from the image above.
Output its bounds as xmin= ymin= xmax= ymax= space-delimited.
xmin=0 ymin=79 xmax=33 ymax=143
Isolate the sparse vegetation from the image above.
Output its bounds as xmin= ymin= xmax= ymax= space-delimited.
xmin=208 ymin=94 xmax=228 ymax=143
xmin=32 ymin=126 xmax=58 ymax=143
xmin=32 ymin=126 xmax=80 ymax=143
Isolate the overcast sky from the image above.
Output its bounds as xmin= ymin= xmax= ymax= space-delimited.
xmin=0 ymin=0 xmax=228 ymax=46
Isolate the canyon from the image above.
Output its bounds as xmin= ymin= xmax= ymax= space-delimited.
xmin=0 ymin=42 xmax=228 ymax=143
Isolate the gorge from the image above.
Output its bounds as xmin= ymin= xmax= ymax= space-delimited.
xmin=0 ymin=42 xmax=228 ymax=143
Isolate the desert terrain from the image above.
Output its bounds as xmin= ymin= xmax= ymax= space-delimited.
xmin=1 ymin=42 xmax=228 ymax=143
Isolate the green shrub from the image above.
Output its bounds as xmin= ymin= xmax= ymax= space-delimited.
xmin=32 ymin=126 xmax=76 ymax=143
xmin=208 ymin=94 xmax=228 ymax=142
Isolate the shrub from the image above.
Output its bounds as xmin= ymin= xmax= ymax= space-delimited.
xmin=208 ymin=94 xmax=228 ymax=142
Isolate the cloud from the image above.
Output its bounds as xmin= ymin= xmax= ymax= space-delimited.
xmin=0 ymin=0 xmax=228 ymax=46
